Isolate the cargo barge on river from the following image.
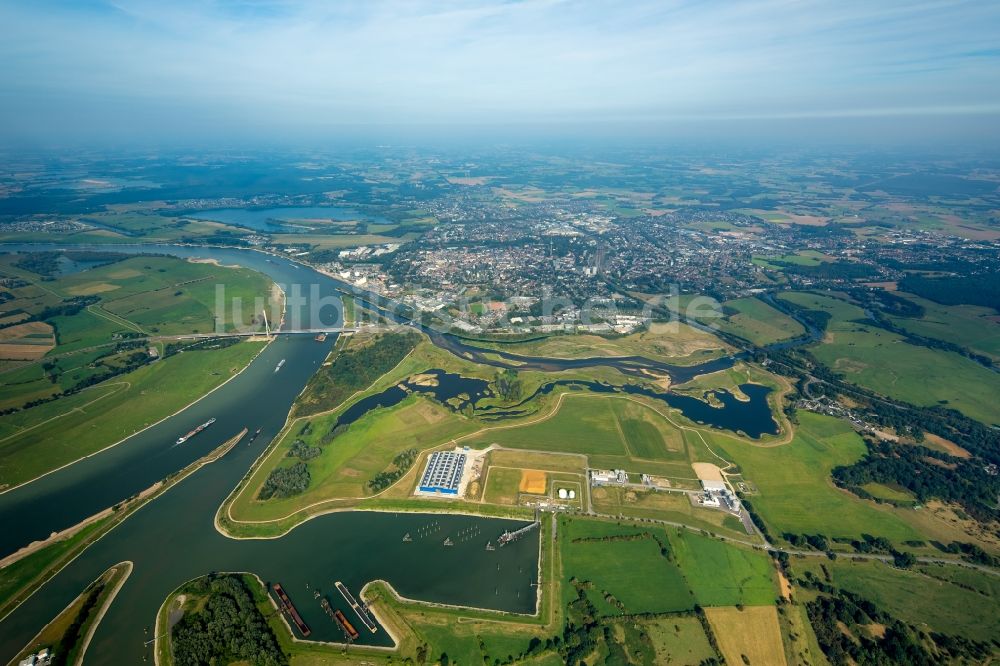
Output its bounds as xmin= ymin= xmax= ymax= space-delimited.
xmin=175 ymin=417 xmax=215 ymax=445
xmin=272 ymin=583 xmax=311 ymax=637
xmin=335 ymin=581 xmax=378 ymax=633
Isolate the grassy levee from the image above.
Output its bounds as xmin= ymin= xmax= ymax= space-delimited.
xmin=707 ymin=412 xmax=922 ymax=542
xmin=0 ymin=517 xmax=113 ymax=618
xmin=779 ymin=290 xmax=1000 ymax=426
xmin=0 ymin=340 xmax=264 ymax=488
xmin=0 ymin=428 xmax=248 ymax=620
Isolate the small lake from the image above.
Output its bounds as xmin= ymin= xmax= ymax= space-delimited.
xmin=332 ymin=370 xmax=777 ymax=439
xmin=187 ymin=206 xmax=390 ymax=233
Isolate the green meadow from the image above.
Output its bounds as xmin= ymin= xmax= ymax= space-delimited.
xmin=889 ymin=291 xmax=1000 ymax=362
xmin=795 ymin=558 xmax=1000 ymax=642
xmin=780 ymin=290 xmax=1000 ymax=426
xmin=711 ymin=296 xmax=806 ymax=346
xmin=559 ymin=517 xmax=777 ymax=615
xmin=707 ymin=412 xmax=920 ymax=541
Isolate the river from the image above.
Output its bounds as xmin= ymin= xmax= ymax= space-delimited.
xmin=0 ymin=242 xmax=777 ymax=664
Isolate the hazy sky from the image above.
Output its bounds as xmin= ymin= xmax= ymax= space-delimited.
xmin=2 ymin=0 xmax=999 ymax=144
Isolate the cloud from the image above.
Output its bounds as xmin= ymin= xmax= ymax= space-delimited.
xmin=1 ymin=0 xmax=998 ymax=142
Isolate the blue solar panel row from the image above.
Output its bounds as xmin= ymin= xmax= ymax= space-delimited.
xmin=418 ymin=451 xmax=466 ymax=494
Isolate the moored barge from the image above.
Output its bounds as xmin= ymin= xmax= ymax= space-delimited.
xmin=272 ymin=583 xmax=311 ymax=637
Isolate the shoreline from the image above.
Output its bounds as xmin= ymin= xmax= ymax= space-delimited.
xmin=0 ymin=429 xmax=248 ymax=625
xmin=0 ymin=306 xmax=277 ymax=496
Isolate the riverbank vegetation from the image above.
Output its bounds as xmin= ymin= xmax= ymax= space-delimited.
xmin=9 ymin=562 xmax=130 ymax=666
xmin=164 ymin=574 xmax=285 ymax=666
xmin=292 ymin=328 xmax=421 ymax=416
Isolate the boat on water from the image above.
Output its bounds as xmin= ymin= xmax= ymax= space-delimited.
xmin=272 ymin=583 xmax=311 ymax=637
xmin=248 ymin=427 xmax=262 ymax=443
xmin=175 ymin=417 xmax=216 ymax=445
xmin=275 ymin=359 xmax=286 ymax=372
xmin=315 ymin=333 xmax=327 ymax=342
xmin=334 ymin=609 xmax=360 ymax=640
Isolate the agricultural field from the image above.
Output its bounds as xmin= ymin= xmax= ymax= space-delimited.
xmin=0 ymin=253 xmax=275 ymax=348
xmin=705 ymin=606 xmax=787 ymax=666
xmin=780 ymin=290 xmax=1000 ymax=426
xmin=706 ymin=412 xmax=922 ymax=542
xmin=53 ymin=255 xmax=275 ymax=336
xmin=0 ymin=252 xmax=276 ymax=414
xmin=0 ymin=212 xmax=254 ymax=245
xmin=669 ymin=529 xmax=777 ymax=607
xmin=642 ymin=616 xmax=717 ymax=665
xmin=559 ymin=516 xmax=778 ymax=617
xmin=559 ymin=517 xmax=695 ymax=615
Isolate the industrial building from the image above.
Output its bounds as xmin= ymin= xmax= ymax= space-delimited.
xmin=590 ymin=469 xmax=628 ymax=486
xmin=418 ymin=451 xmax=467 ymax=495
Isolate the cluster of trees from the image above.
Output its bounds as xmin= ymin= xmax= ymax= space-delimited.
xmin=737 ymin=496 xmax=773 ymax=541
xmin=164 ymin=336 xmax=241 ymax=357
xmin=15 ymin=252 xmax=63 ymax=276
xmin=806 ymin=594 xmax=938 ymax=665
xmin=899 ymin=271 xmax=1000 ymax=312
xmin=782 ymin=533 xmax=830 ymax=551
xmin=50 ymin=579 xmax=106 ymax=666
xmin=287 ymin=440 xmax=321 ymax=461
xmin=833 ymin=439 xmax=1000 ymax=522
xmin=258 ymin=462 xmax=310 ymax=500
xmin=771 ymin=340 xmax=1000 ymax=468
xmin=33 ymin=295 xmax=100 ymax=323
xmin=931 ymin=541 xmax=1000 ymax=568
xmin=295 ymin=330 xmax=421 ymax=415
xmin=493 ymin=368 xmax=523 ymax=402
xmin=12 ymin=250 xmax=122 ymax=277
xmin=773 ymin=299 xmax=833 ymax=335
xmin=367 ymin=448 xmax=418 ymax=492
xmin=777 ymin=260 xmax=880 ymax=281
xmin=801 ymin=584 xmax=995 ymax=665
xmin=171 ymin=575 xmax=286 ymax=666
